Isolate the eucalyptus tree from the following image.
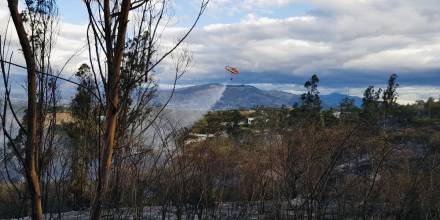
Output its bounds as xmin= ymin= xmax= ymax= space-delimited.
xmin=2 ymin=0 xmax=59 ymax=219
xmin=300 ymin=74 xmax=322 ymax=123
xmin=82 ymin=0 xmax=209 ymax=218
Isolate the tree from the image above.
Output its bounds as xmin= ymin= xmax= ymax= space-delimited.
xmin=65 ymin=64 xmax=99 ymax=209
xmin=6 ymin=1 xmax=42 ymax=217
xmin=300 ymin=74 xmax=321 ymax=121
xmin=3 ymin=0 xmax=58 ymax=219
xmin=361 ymin=86 xmax=382 ymax=125
xmin=82 ymin=0 xmax=209 ymax=218
xmin=71 ymin=64 xmax=97 ymax=123
xmin=84 ymin=1 xmax=133 ymax=218
xmin=382 ymin=74 xmax=399 ymax=127
xmin=383 ymin=74 xmax=399 ymax=110
xmin=339 ymin=97 xmax=359 ymax=123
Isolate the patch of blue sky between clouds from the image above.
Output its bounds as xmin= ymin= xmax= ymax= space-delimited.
xmin=173 ymin=1 xmax=315 ymax=27
xmin=58 ymin=0 xmax=88 ymax=24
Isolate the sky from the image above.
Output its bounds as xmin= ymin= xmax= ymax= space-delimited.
xmin=2 ymin=0 xmax=440 ymax=103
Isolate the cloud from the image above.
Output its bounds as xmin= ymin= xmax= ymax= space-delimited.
xmin=175 ymin=0 xmax=440 ymax=90
xmin=204 ymin=0 xmax=299 ymax=16
xmin=0 ymin=3 xmax=89 ymax=76
xmin=2 ymin=0 xmax=440 ymax=102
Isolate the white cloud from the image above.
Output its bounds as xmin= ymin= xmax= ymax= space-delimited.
xmin=205 ymin=0 xmax=299 ymax=16
xmin=174 ymin=1 xmax=440 ymax=84
xmin=0 ymin=4 xmax=89 ymax=76
xmin=2 ymin=0 xmax=440 ymax=102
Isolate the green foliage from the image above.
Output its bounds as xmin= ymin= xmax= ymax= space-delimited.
xmin=24 ymin=0 xmax=56 ymax=14
xmin=383 ymin=74 xmax=399 ymax=109
xmin=122 ymin=31 xmax=154 ymax=84
xmin=339 ymin=97 xmax=360 ymax=123
xmin=192 ymin=110 xmax=245 ymax=136
xmin=301 ymin=74 xmax=321 ymax=112
xmin=64 ymin=64 xmax=99 ymax=208
xmin=20 ymin=0 xmax=57 ymax=57
xmin=192 ymin=111 xmax=224 ymax=134
xmin=296 ymin=74 xmax=322 ymax=125
xmin=361 ymin=85 xmax=382 ymax=125
xmin=253 ymin=107 xmax=290 ymax=130
xmin=321 ymin=109 xmax=338 ymax=127
xmin=71 ymin=64 xmax=97 ymax=122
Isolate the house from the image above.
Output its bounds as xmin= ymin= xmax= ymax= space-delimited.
xmin=44 ymin=111 xmax=74 ymax=126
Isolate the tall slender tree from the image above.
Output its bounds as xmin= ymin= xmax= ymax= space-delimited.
xmin=83 ymin=0 xmax=209 ymax=218
xmin=300 ymin=74 xmax=321 ymax=121
xmin=361 ymin=85 xmax=382 ymax=125
xmin=5 ymin=0 xmax=58 ymax=219
xmin=383 ymin=74 xmax=399 ymax=111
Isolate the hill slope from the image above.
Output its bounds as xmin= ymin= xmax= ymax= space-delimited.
xmin=157 ymin=84 xmax=362 ymax=110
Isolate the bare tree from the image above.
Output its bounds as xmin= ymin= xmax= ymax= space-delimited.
xmin=2 ymin=0 xmax=59 ymax=219
xmin=5 ymin=2 xmax=42 ymax=218
xmin=82 ymin=0 xmax=208 ymax=218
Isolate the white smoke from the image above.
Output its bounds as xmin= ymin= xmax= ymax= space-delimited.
xmin=160 ymin=83 xmax=226 ymax=128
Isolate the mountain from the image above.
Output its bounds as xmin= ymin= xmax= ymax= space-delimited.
xmin=321 ymin=93 xmax=363 ymax=109
xmin=156 ymin=84 xmax=227 ymax=110
xmin=212 ymin=84 xmax=299 ymax=110
xmin=156 ymin=84 xmax=362 ymax=110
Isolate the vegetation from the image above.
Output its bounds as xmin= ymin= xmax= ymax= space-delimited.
xmin=3 ymin=62 xmax=440 ymax=219
xmin=0 ymin=0 xmax=440 ymax=219
xmin=176 ymin=74 xmax=440 ymax=219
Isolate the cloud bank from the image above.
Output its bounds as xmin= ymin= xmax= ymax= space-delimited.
xmin=2 ymin=0 xmax=440 ymax=103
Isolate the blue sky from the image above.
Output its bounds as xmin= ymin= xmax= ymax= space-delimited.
xmin=58 ymin=1 xmax=88 ymax=24
xmin=58 ymin=1 xmax=314 ymax=26
xmin=3 ymin=0 xmax=440 ymax=103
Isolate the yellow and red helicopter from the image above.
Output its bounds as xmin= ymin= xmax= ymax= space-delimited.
xmin=225 ymin=66 xmax=240 ymax=80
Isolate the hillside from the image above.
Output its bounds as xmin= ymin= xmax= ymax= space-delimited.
xmin=156 ymin=84 xmax=362 ymax=110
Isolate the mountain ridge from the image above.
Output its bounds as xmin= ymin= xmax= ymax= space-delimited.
xmin=156 ymin=84 xmax=362 ymax=110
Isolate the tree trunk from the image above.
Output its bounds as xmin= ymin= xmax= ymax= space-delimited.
xmin=90 ymin=0 xmax=131 ymax=219
xmin=7 ymin=1 xmax=43 ymax=220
